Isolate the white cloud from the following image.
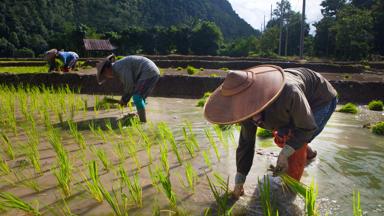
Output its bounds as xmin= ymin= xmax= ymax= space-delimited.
xmin=228 ymin=0 xmax=324 ymax=34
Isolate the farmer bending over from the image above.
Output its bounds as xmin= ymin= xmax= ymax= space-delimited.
xmin=203 ymin=65 xmax=337 ymax=199
xmin=96 ymin=55 xmax=160 ymax=122
xmin=45 ymin=49 xmax=79 ymax=72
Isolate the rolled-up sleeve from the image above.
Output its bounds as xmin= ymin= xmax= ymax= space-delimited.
xmin=236 ymin=120 xmax=257 ymax=177
xmin=286 ymin=89 xmax=318 ymax=150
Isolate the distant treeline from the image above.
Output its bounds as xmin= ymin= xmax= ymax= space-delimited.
xmin=0 ymin=0 xmax=255 ymax=58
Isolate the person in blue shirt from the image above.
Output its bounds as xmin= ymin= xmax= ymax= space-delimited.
xmin=45 ymin=49 xmax=79 ymax=72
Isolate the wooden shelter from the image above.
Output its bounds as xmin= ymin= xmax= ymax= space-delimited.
xmin=83 ymin=39 xmax=116 ymax=57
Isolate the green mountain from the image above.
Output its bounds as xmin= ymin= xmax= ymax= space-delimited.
xmin=0 ymin=0 xmax=256 ymax=56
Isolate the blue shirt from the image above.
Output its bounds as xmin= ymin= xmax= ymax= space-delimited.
xmin=57 ymin=51 xmax=79 ymax=67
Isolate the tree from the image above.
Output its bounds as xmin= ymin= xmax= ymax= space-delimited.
xmin=169 ymin=25 xmax=191 ymax=55
xmin=314 ymin=0 xmax=346 ymax=58
xmin=372 ymin=0 xmax=384 ymax=55
xmin=320 ymin=0 xmax=347 ymax=17
xmin=0 ymin=37 xmax=15 ymax=57
xmin=313 ymin=17 xmax=337 ymax=57
xmin=190 ymin=21 xmax=223 ymax=55
xmin=334 ymin=5 xmax=373 ymax=60
xmin=220 ymin=36 xmax=260 ymax=57
xmin=259 ymin=26 xmax=280 ymax=57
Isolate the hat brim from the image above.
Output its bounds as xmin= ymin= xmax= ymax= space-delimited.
xmin=203 ymin=65 xmax=285 ymax=125
xmin=96 ymin=59 xmax=109 ymax=85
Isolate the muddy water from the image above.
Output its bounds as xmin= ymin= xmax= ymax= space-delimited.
xmin=147 ymin=98 xmax=384 ymax=215
xmin=1 ymin=96 xmax=383 ymax=215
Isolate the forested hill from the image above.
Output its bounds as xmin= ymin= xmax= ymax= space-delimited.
xmin=0 ymin=0 xmax=255 ymax=56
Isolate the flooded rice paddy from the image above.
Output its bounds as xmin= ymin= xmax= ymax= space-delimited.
xmin=0 ymin=92 xmax=383 ymax=215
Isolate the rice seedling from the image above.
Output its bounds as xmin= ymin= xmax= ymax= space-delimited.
xmin=202 ymin=150 xmax=212 ymax=169
xmin=156 ymin=168 xmax=177 ymax=206
xmin=353 ymin=190 xmax=363 ymax=216
xmin=0 ymin=157 xmax=10 ymax=175
xmin=182 ymin=127 xmax=195 ymax=158
xmin=98 ymin=184 xmax=129 ymax=216
xmin=113 ymin=141 xmax=126 ymax=163
xmin=204 ymin=128 xmax=220 ymax=161
xmin=213 ymin=125 xmax=229 ymax=151
xmin=158 ymin=123 xmax=182 ymax=164
xmin=123 ymin=131 xmax=140 ymax=169
xmin=53 ymin=154 xmax=72 ymax=197
xmin=96 ymin=126 xmax=108 ymax=143
xmin=183 ymin=162 xmax=197 ymax=192
xmin=305 ymin=180 xmax=318 ymax=216
xmin=258 ymin=176 xmax=278 ymax=216
xmin=227 ymin=128 xmax=236 ymax=146
xmin=184 ymin=121 xmax=200 ymax=150
xmin=91 ymin=145 xmax=111 ymax=171
xmin=0 ymin=132 xmax=15 ymax=160
xmin=0 ymin=192 xmax=40 ymax=215
xmin=4 ymin=97 xmax=17 ymax=134
xmin=118 ymin=166 xmax=142 ymax=208
xmin=24 ymin=143 xmax=41 ymax=174
xmin=152 ymin=200 xmax=160 ymax=216
xmin=48 ymin=129 xmax=72 ymax=197
xmin=82 ymin=160 xmax=103 ymax=202
xmin=93 ymin=96 xmax=100 ymax=115
xmin=24 ymin=123 xmax=41 ymax=174
xmin=160 ymin=142 xmax=170 ymax=173
xmin=67 ymin=120 xmax=86 ymax=150
xmin=12 ymin=172 xmax=41 ymax=192
xmin=206 ymin=173 xmax=232 ymax=216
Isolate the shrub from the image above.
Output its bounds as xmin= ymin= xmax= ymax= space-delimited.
xmin=210 ymin=73 xmax=218 ymax=77
xmin=200 ymin=68 xmax=205 ymax=71
xmin=197 ymin=92 xmax=212 ymax=107
xmin=176 ymin=67 xmax=183 ymax=71
xmin=13 ymin=48 xmax=35 ymax=58
xmin=256 ymin=128 xmax=273 ymax=138
xmin=187 ymin=65 xmax=199 ymax=75
xmin=338 ymin=103 xmax=358 ymax=114
xmin=372 ymin=122 xmax=384 ymax=135
xmin=367 ymin=100 xmax=383 ymax=111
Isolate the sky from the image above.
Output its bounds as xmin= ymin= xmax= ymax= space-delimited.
xmin=227 ymin=0 xmax=324 ymax=34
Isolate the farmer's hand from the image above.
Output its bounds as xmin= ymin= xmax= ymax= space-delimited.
xmin=275 ymin=145 xmax=295 ymax=175
xmin=276 ymin=153 xmax=289 ymax=174
xmin=232 ymin=184 xmax=244 ymax=199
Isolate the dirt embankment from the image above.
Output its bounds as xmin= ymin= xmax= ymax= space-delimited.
xmin=0 ymin=72 xmax=382 ymax=103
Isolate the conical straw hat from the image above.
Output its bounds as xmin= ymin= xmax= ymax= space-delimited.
xmin=204 ymin=65 xmax=285 ymax=124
